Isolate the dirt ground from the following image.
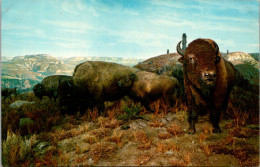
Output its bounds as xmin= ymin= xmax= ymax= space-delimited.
xmin=43 ymin=108 xmax=259 ymax=166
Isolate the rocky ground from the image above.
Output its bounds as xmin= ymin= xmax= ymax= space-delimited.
xmin=35 ymin=107 xmax=259 ymax=166
xmin=2 ymin=92 xmax=259 ymax=167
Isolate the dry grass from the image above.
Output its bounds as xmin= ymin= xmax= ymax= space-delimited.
xmin=158 ymin=133 xmax=171 ymax=139
xmin=229 ymin=126 xmax=257 ymax=138
xmin=83 ymin=135 xmax=97 ymax=144
xmin=181 ymin=152 xmax=192 ymax=165
xmin=89 ymin=127 xmax=111 ymax=140
xmin=87 ymin=107 xmax=99 ymax=122
xmin=149 ymin=119 xmax=164 ymax=128
xmin=2 ymin=130 xmax=38 ymax=166
xmin=58 ymin=153 xmax=70 ymax=165
xmin=35 ymin=150 xmax=59 ymax=167
xmin=98 ymin=117 xmax=121 ymax=129
xmin=105 ymin=130 xmax=124 ymax=147
xmin=170 ymin=159 xmax=186 ymax=166
xmin=221 ymin=135 xmax=237 ymax=146
xmin=133 ymin=130 xmax=152 ymax=150
xmin=202 ymin=125 xmax=213 ymax=135
xmin=156 ymin=142 xmax=168 ymax=153
xmin=48 ymin=124 xmax=89 ymax=144
xmin=74 ymin=155 xmax=88 ymax=164
xmin=166 ymin=123 xmax=184 ymax=137
xmin=136 ymin=154 xmax=153 ymax=166
xmin=89 ymin=142 xmax=117 ymax=164
xmin=2 ymin=95 xmax=62 ymax=138
xmin=199 ymin=143 xmax=212 ymax=156
xmin=156 ymin=142 xmax=180 ymax=153
xmin=209 ymin=135 xmax=259 ymax=165
xmin=228 ymin=106 xmax=250 ymax=127
xmin=154 ymin=99 xmax=160 ymax=115
xmin=198 ymin=133 xmax=210 ymax=143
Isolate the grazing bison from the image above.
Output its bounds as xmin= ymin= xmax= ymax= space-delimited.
xmin=118 ymin=71 xmax=179 ymax=111
xmin=58 ymin=61 xmax=139 ymax=114
xmin=33 ymin=75 xmax=71 ymax=101
xmin=1 ymin=87 xmax=17 ymax=99
xmin=176 ymin=38 xmax=236 ymax=134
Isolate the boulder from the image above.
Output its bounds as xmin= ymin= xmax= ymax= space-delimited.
xmin=9 ymin=100 xmax=35 ymax=109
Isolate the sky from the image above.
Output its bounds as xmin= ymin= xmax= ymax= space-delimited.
xmin=1 ymin=0 xmax=259 ymax=59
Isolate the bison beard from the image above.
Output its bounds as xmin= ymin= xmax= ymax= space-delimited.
xmin=177 ymin=38 xmax=236 ymax=134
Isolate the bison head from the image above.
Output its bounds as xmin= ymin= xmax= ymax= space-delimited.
xmin=33 ymin=83 xmax=43 ymax=99
xmin=58 ymin=79 xmax=77 ymax=113
xmin=118 ymin=73 xmax=136 ymax=90
xmin=177 ymin=38 xmax=221 ymax=90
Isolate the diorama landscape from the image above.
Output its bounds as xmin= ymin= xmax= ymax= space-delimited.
xmin=1 ymin=51 xmax=259 ymax=166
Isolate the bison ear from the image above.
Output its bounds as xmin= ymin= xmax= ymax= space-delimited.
xmin=213 ymin=41 xmax=219 ymax=55
xmin=215 ymin=56 xmax=220 ymax=64
xmin=178 ymin=57 xmax=184 ymax=63
xmin=129 ymin=73 xmax=136 ymax=80
xmin=37 ymin=83 xmax=43 ymax=90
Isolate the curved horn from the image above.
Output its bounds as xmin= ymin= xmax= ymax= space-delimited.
xmin=176 ymin=41 xmax=185 ymax=56
xmin=213 ymin=41 xmax=219 ymax=55
xmin=67 ymin=80 xmax=72 ymax=87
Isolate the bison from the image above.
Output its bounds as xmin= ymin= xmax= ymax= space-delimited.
xmin=118 ymin=71 xmax=179 ymax=111
xmin=33 ymin=75 xmax=72 ymax=101
xmin=176 ymin=38 xmax=236 ymax=134
xmin=1 ymin=87 xmax=17 ymax=99
xmin=58 ymin=61 xmax=139 ymax=114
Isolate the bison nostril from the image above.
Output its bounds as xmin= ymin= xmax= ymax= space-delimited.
xmin=204 ymin=73 xmax=209 ymax=78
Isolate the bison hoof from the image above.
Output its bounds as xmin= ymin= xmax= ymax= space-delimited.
xmin=187 ymin=128 xmax=196 ymax=134
xmin=213 ymin=128 xmax=221 ymax=133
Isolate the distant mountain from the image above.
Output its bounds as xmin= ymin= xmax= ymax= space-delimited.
xmin=249 ymin=53 xmax=259 ymax=62
xmin=1 ymin=54 xmax=144 ymax=92
xmin=224 ymin=52 xmax=258 ymax=65
xmin=134 ymin=53 xmax=182 ymax=75
xmin=224 ymin=52 xmax=259 ymax=85
xmin=2 ymin=52 xmax=258 ymax=92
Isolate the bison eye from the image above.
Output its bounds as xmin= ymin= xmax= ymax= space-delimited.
xmin=189 ymin=57 xmax=195 ymax=64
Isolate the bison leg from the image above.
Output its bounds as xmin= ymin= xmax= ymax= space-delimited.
xmin=142 ymin=98 xmax=153 ymax=112
xmin=209 ymin=110 xmax=221 ymax=133
xmin=187 ymin=107 xmax=198 ymax=134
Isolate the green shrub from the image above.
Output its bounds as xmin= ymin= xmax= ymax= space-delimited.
xmin=2 ymin=131 xmax=38 ymax=166
xmin=1 ymin=93 xmax=62 ymax=140
xmin=118 ymin=103 xmax=142 ymax=121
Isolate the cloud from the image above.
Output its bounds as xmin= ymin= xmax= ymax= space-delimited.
xmin=53 ymin=41 xmax=90 ymax=49
xmin=41 ymin=20 xmax=92 ymax=31
xmin=150 ymin=17 xmax=255 ymax=33
xmin=214 ymin=38 xmax=235 ymax=47
xmin=151 ymin=0 xmax=202 ymax=10
xmin=61 ymin=0 xmax=87 ymax=15
xmin=194 ymin=0 xmax=258 ymax=13
xmin=60 ymin=0 xmax=99 ymax=16
xmin=103 ymin=28 xmax=177 ymax=48
xmin=2 ymin=22 xmax=32 ymax=30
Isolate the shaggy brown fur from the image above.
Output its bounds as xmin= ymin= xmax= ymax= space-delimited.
xmin=118 ymin=71 xmax=179 ymax=111
xmin=33 ymin=75 xmax=71 ymax=101
xmin=59 ymin=61 xmax=139 ymax=114
xmin=177 ymin=38 xmax=236 ymax=134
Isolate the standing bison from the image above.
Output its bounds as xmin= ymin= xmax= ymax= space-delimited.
xmin=176 ymin=38 xmax=236 ymax=134
xmin=118 ymin=71 xmax=179 ymax=111
xmin=58 ymin=61 xmax=139 ymax=114
xmin=33 ymin=75 xmax=72 ymax=101
xmin=1 ymin=87 xmax=17 ymax=99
